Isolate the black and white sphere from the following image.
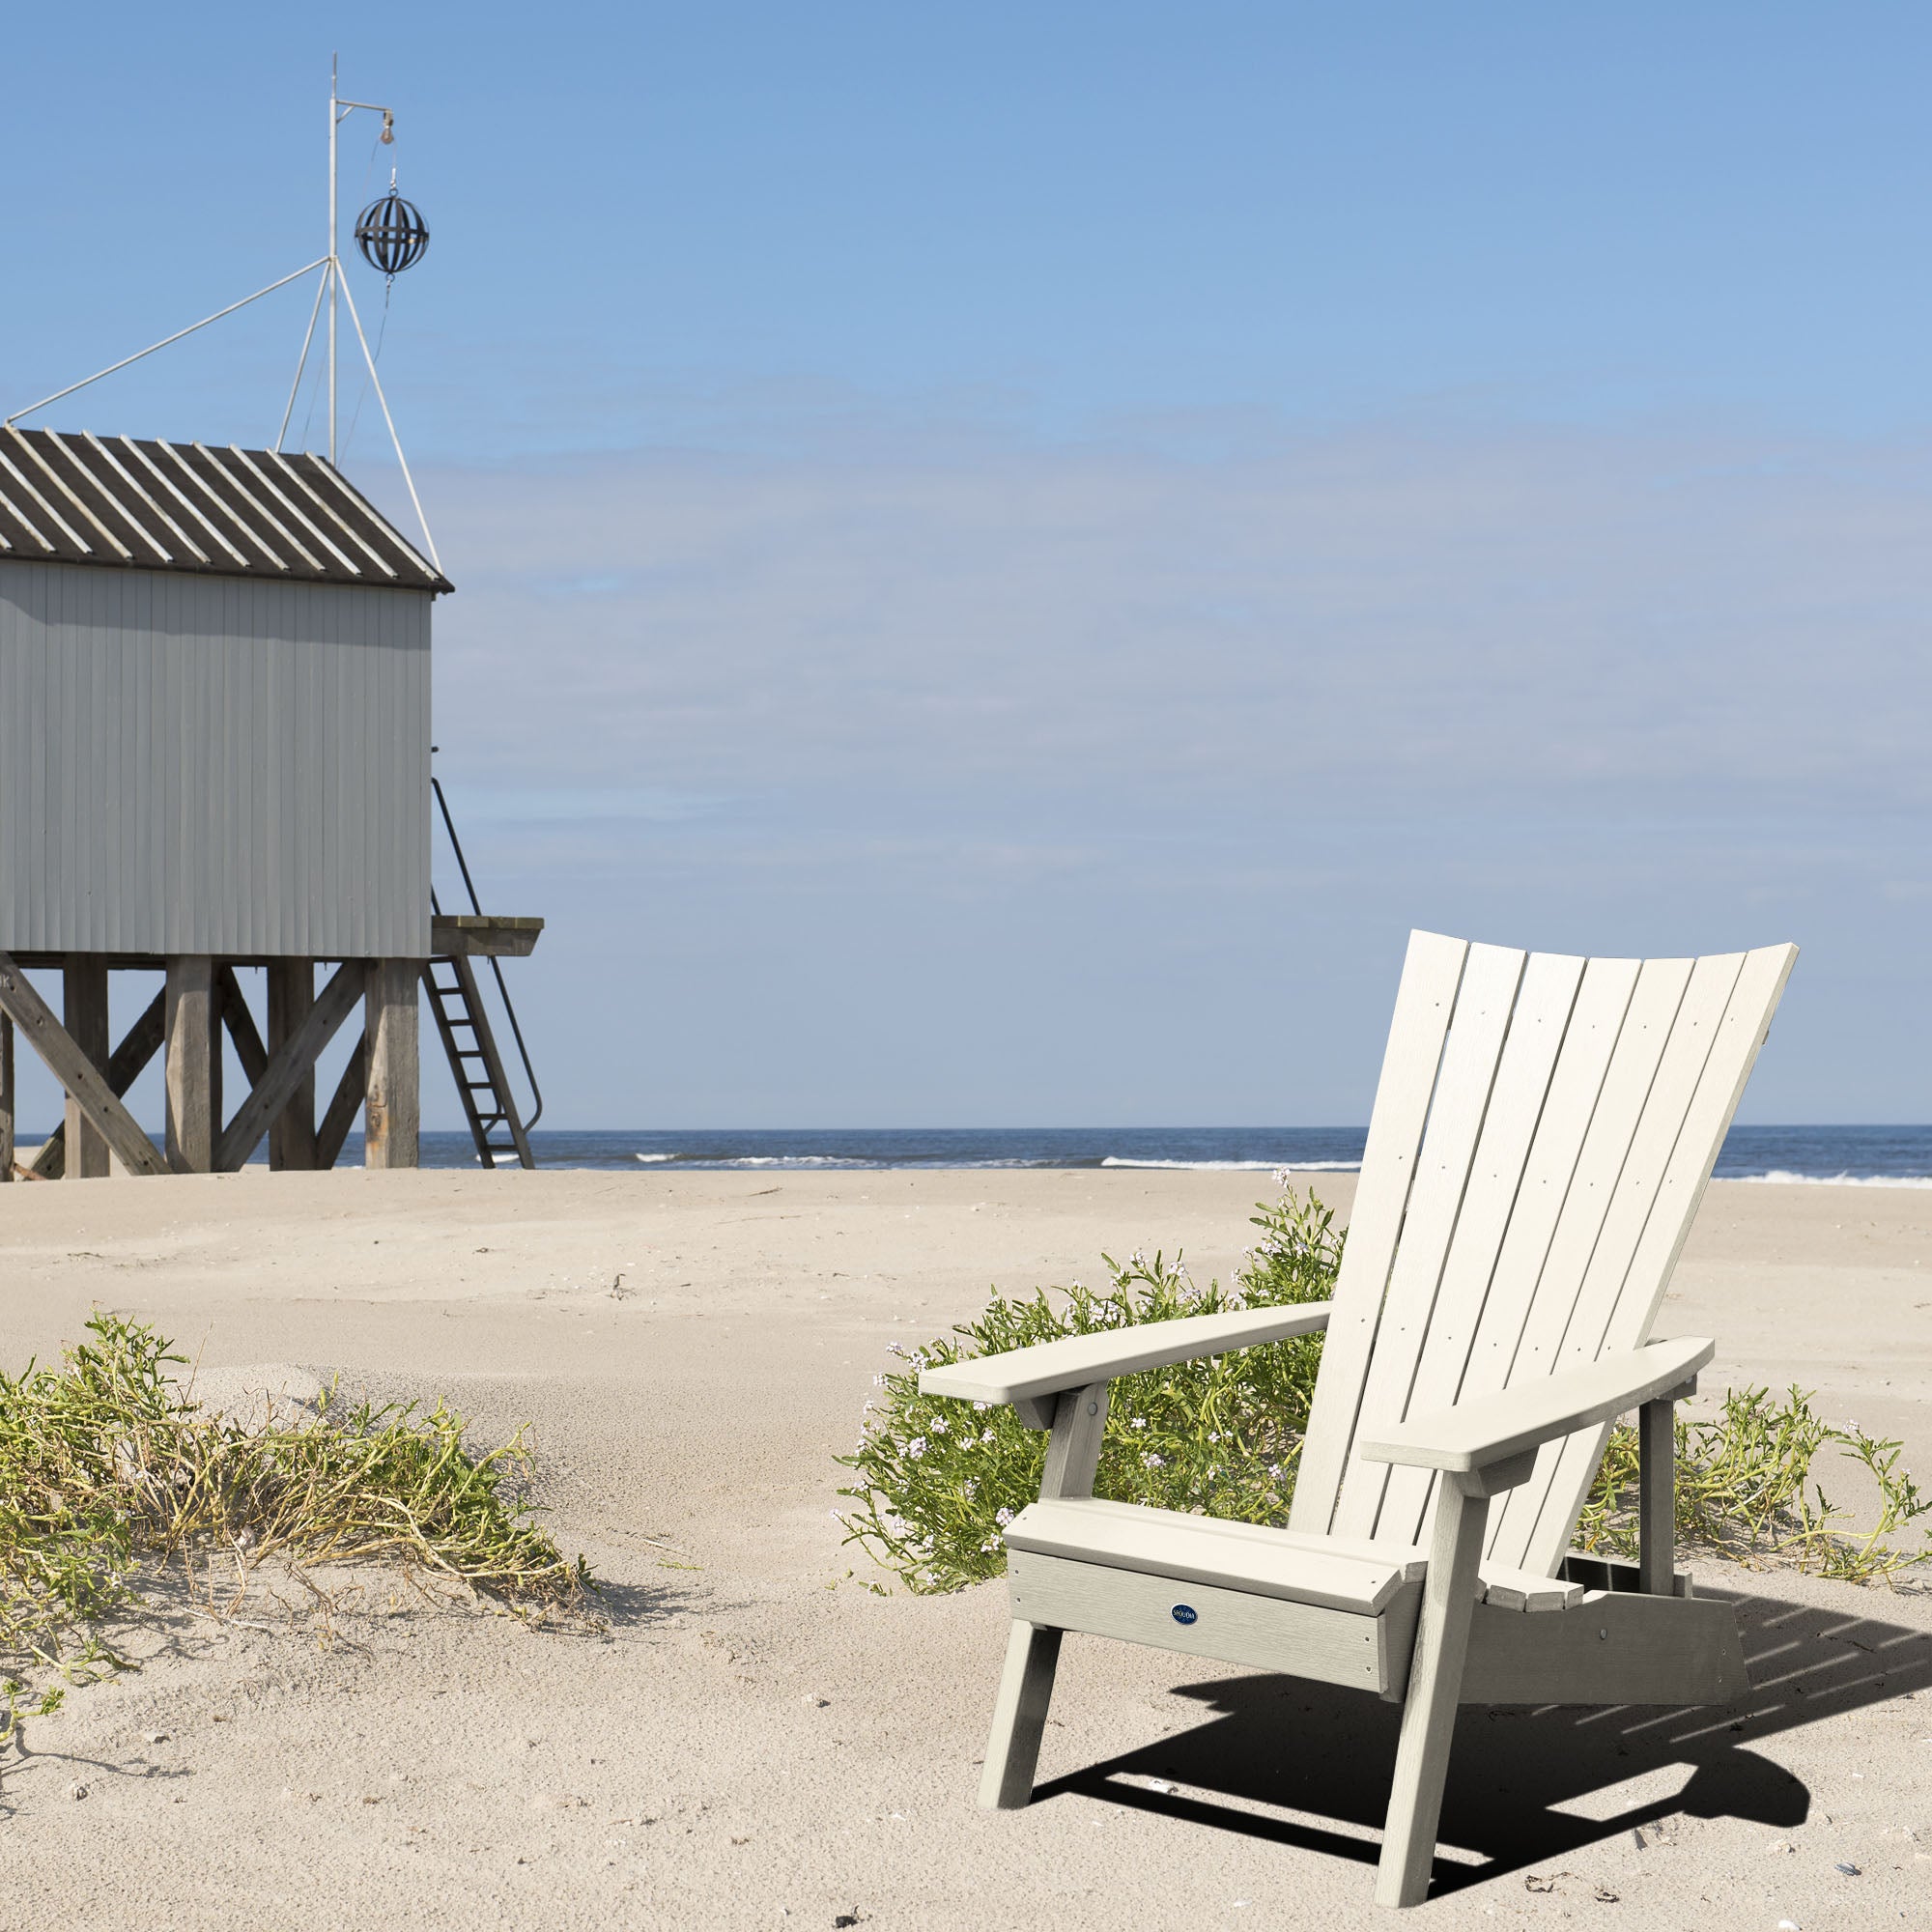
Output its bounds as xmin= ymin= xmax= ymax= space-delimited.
xmin=354 ymin=193 xmax=430 ymax=274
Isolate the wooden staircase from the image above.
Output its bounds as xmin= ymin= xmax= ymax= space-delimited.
xmin=423 ymin=942 xmax=534 ymax=1168
xmin=427 ymin=777 xmax=543 ymax=1170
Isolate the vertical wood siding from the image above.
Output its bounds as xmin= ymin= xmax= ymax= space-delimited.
xmin=0 ymin=561 xmax=431 ymax=956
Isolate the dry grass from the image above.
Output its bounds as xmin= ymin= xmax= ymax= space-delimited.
xmin=1 ymin=1312 xmax=595 ymax=1736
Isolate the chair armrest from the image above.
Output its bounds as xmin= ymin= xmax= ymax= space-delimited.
xmin=918 ymin=1304 xmax=1334 ymax=1409
xmin=1358 ymin=1336 xmax=1714 ymax=1474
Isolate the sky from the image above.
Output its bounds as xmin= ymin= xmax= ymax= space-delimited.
xmin=2 ymin=4 xmax=1929 ymax=1128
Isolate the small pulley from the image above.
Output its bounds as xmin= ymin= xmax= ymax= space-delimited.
xmin=355 ymin=171 xmax=430 ymax=279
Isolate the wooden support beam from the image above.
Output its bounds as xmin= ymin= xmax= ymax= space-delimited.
xmin=32 ymin=987 xmax=166 ymax=1180
xmin=431 ymin=914 xmax=544 ymax=959
xmin=0 ymin=952 xmax=166 ymax=1178
xmin=63 ymin=954 xmax=111 ymax=1178
xmin=316 ymin=1034 xmax=367 ymax=1171
xmin=0 ymin=1011 xmax=13 ymax=1181
xmin=217 ymin=965 xmax=270 ymax=1086
xmin=216 ymin=963 xmax=363 ymax=1174
xmin=265 ymin=959 xmax=318 ymax=1171
xmin=165 ymin=957 xmax=220 ymax=1174
xmin=364 ymin=959 xmax=421 ymax=1170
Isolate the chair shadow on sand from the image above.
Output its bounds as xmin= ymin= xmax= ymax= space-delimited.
xmin=1035 ymin=1584 xmax=1932 ymax=1894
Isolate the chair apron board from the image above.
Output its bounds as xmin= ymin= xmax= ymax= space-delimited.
xmin=923 ymin=928 xmax=1797 ymax=1908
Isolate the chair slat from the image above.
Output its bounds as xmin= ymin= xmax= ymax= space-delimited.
xmin=1289 ymin=930 xmax=1468 ymax=1536
xmin=1332 ymin=943 xmax=1526 ymax=1539
xmin=1484 ymin=954 xmax=1715 ymax=1568
xmin=1454 ymin=954 xmax=1641 ymax=1501
xmin=1514 ymin=942 xmax=1798 ymax=1574
xmin=1371 ymin=951 xmax=1584 ymax=1548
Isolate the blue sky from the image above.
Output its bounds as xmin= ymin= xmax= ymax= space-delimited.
xmin=3 ymin=5 xmax=1929 ymax=1126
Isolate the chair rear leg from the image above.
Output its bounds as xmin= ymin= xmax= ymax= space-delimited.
xmin=979 ymin=1620 xmax=1063 ymax=1808
xmin=1376 ymin=1479 xmax=1491 ymax=1908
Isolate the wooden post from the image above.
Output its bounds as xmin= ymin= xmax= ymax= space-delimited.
xmin=364 ymin=959 xmax=421 ymax=1169
xmin=0 ymin=1010 xmax=13 ymax=1181
xmin=63 ymin=954 xmax=111 ymax=1179
xmin=266 ymin=959 xmax=318 ymax=1170
xmin=1638 ymin=1397 xmax=1677 ymax=1596
xmin=165 ymin=956 xmax=219 ymax=1174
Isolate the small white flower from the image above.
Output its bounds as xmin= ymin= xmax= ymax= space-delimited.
xmin=1131 ymin=1418 xmax=1148 ymax=1431
xmin=980 ymin=1430 xmax=996 ymax=1446
xmin=930 ymin=1416 xmax=950 ymax=1435
xmin=1143 ymin=1453 xmax=1166 ymax=1470
xmin=973 ymin=1401 xmax=989 ymax=1412
xmin=995 ymin=1507 xmax=1015 ymax=1526
xmin=907 ymin=1436 xmax=926 ymax=1460
xmin=963 ymin=1480 xmax=978 ymax=1499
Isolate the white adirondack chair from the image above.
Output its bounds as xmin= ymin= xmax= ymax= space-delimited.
xmin=921 ymin=932 xmax=1796 ymax=1907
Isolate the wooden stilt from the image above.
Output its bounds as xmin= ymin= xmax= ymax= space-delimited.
xmin=364 ymin=959 xmax=421 ymax=1170
xmin=63 ymin=954 xmax=111 ymax=1179
xmin=317 ymin=1034 xmax=367 ymax=1171
xmin=0 ymin=1010 xmax=14 ymax=1181
xmin=165 ymin=956 xmax=219 ymax=1174
xmin=32 ymin=987 xmax=166 ymax=1180
xmin=216 ymin=962 xmax=361 ymax=1172
xmin=0 ymin=952 xmax=166 ymax=1177
xmin=266 ymin=959 xmax=318 ymax=1170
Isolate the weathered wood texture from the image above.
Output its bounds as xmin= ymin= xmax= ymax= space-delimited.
xmin=265 ymin=959 xmax=317 ymax=1170
xmin=0 ymin=1010 xmax=13 ymax=1179
xmin=430 ymin=914 xmax=544 ymax=958
xmin=30 ymin=986 xmax=165 ymax=1179
xmin=363 ymin=959 xmax=420 ymax=1169
xmin=217 ymin=962 xmax=362 ymax=1172
xmin=0 ymin=951 xmax=165 ymax=1176
xmin=63 ymin=953 xmax=111 ymax=1178
xmin=164 ymin=956 xmax=219 ymax=1174
xmin=217 ymin=966 xmax=269 ymax=1086
xmin=316 ymin=1034 xmax=367 ymax=1171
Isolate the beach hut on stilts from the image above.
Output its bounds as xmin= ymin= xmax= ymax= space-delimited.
xmin=0 ymin=65 xmax=543 ymax=1182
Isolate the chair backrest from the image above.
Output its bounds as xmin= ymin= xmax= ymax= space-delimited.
xmin=1287 ymin=931 xmax=1796 ymax=1577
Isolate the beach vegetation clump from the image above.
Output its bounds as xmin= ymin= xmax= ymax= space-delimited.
xmin=0 ymin=1311 xmax=594 ymax=1713
xmin=1576 ymin=1382 xmax=1932 ymax=1584
xmin=837 ymin=1184 xmax=1340 ymax=1592
xmin=839 ymin=1184 xmax=1932 ymax=1593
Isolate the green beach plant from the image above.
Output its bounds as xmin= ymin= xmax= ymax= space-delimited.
xmin=0 ymin=1312 xmax=595 ymax=1714
xmin=838 ymin=1182 xmax=1932 ymax=1592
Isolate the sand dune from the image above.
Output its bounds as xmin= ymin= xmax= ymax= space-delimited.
xmin=2 ymin=1168 xmax=1928 ymax=1927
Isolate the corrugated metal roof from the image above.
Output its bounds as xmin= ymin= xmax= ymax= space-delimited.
xmin=0 ymin=427 xmax=452 ymax=593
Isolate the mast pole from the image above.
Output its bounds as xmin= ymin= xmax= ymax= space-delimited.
xmin=328 ymin=53 xmax=339 ymax=465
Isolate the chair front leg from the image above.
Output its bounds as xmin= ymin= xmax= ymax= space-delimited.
xmin=979 ymin=1380 xmax=1111 ymax=1808
xmin=1375 ymin=1471 xmax=1494 ymax=1909
xmin=980 ymin=1620 xmax=1064 ymax=1807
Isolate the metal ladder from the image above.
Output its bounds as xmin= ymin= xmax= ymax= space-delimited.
xmin=427 ymin=778 xmax=543 ymax=1169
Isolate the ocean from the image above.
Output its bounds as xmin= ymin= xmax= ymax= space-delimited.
xmin=384 ymin=1124 xmax=1932 ymax=1186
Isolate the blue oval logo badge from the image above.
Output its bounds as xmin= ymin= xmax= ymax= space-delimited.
xmin=1171 ymin=1604 xmax=1198 ymax=1626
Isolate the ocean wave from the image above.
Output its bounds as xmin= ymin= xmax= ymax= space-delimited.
xmin=1098 ymin=1156 xmax=1362 ymax=1173
xmin=1726 ymin=1169 xmax=1932 ymax=1189
xmin=633 ymin=1152 xmax=680 ymax=1163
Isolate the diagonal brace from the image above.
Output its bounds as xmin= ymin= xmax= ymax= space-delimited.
xmin=215 ymin=963 xmax=363 ymax=1172
xmin=0 ymin=951 xmax=166 ymax=1177
xmin=32 ymin=987 xmax=166 ymax=1179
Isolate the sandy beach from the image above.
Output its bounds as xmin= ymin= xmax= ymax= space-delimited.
xmin=2 ymin=1166 xmax=1929 ymax=1928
